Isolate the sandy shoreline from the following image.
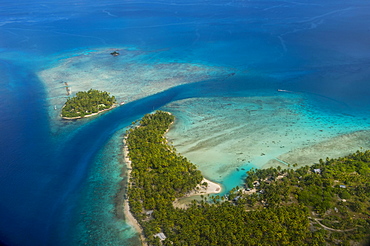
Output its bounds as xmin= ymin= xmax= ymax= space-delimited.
xmin=61 ymin=104 xmax=118 ymax=120
xmin=189 ymin=178 xmax=221 ymax=196
xmin=173 ymin=177 xmax=222 ymax=209
xmin=122 ymin=125 xmax=222 ymax=244
xmin=122 ymin=137 xmax=147 ymax=246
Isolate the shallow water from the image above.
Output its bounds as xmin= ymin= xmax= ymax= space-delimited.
xmin=163 ymin=94 xmax=370 ymax=188
xmin=1 ymin=0 xmax=370 ymax=245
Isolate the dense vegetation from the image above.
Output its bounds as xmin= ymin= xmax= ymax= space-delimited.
xmin=125 ymin=111 xmax=370 ymax=246
xmin=61 ymin=89 xmax=116 ymax=118
xmin=126 ymin=111 xmax=203 ymax=219
xmin=243 ymin=153 xmax=370 ymax=245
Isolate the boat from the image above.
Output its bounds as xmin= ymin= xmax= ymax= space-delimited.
xmin=54 ymin=105 xmax=57 ymax=110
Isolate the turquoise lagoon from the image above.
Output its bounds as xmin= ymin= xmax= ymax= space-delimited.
xmin=1 ymin=0 xmax=370 ymax=245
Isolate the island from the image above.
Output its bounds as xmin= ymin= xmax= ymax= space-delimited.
xmin=61 ymin=89 xmax=116 ymax=119
xmin=110 ymin=50 xmax=120 ymax=56
xmin=124 ymin=111 xmax=370 ymax=246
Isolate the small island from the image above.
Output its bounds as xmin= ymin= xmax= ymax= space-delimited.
xmin=123 ymin=111 xmax=370 ymax=246
xmin=61 ymin=89 xmax=116 ymax=119
xmin=110 ymin=51 xmax=120 ymax=56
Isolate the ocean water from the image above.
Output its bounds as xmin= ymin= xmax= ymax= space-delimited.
xmin=1 ymin=0 xmax=370 ymax=245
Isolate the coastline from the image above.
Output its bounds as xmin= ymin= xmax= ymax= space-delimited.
xmin=188 ymin=178 xmax=221 ymax=196
xmin=173 ymin=178 xmax=222 ymax=209
xmin=122 ymin=114 xmax=222 ymax=243
xmin=61 ymin=104 xmax=117 ymax=120
xmin=165 ymin=112 xmax=222 ymax=206
xmin=122 ymin=137 xmax=147 ymax=246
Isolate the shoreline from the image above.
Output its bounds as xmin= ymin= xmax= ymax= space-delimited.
xmin=173 ymin=178 xmax=222 ymax=209
xmin=165 ymin=112 xmax=222 ymax=204
xmin=188 ymin=178 xmax=222 ymax=196
xmin=122 ymin=115 xmax=222 ymax=244
xmin=122 ymin=137 xmax=147 ymax=246
xmin=61 ymin=104 xmax=118 ymax=120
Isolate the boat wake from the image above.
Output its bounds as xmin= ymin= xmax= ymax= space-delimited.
xmin=277 ymin=89 xmax=293 ymax=93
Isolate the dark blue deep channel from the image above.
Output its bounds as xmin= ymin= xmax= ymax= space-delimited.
xmin=0 ymin=60 xmax=276 ymax=246
xmin=1 ymin=0 xmax=370 ymax=245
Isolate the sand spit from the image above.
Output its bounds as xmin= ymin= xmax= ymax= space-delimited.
xmin=173 ymin=178 xmax=222 ymax=209
xmin=196 ymin=178 xmax=222 ymax=195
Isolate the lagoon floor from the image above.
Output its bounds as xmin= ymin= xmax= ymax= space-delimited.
xmin=162 ymin=96 xmax=370 ymax=192
xmin=1 ymin=0 xmax=370 ymax=245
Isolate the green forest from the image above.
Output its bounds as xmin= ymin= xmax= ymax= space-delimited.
xmin=125 ymin=111 xmax=370 ymax=246
xmin=61 ymin=89 xmax=116 ymax=118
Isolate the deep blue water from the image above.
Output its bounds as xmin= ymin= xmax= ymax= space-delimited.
xmin=1 ymin=0 xmax=370 ymax=245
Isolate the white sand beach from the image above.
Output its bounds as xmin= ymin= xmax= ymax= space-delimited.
xmin=196 ymin=178 xmax=222 ymax=195
xmin=122 ymin=138 xmax=147 ymax=246
xmin=61 ymin=104 xmax=117 ymax=120
xmin=173 ymin=178 xmax=222 ymax=209
xmin=122 ymin=128 xmax=222 ymax=243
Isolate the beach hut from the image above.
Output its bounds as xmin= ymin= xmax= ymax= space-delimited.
xmin=233 ymin=196 xmax=241 ymax=202
xmin=154 ymin=232 xmax=167 ymax=241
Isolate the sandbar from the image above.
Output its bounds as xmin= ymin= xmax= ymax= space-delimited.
xmin=173 ymin=177 xmax=222 ymax=209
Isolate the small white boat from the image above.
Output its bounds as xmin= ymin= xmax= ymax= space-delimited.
xmin=54 ymin=105 xmax=57 ymax=110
